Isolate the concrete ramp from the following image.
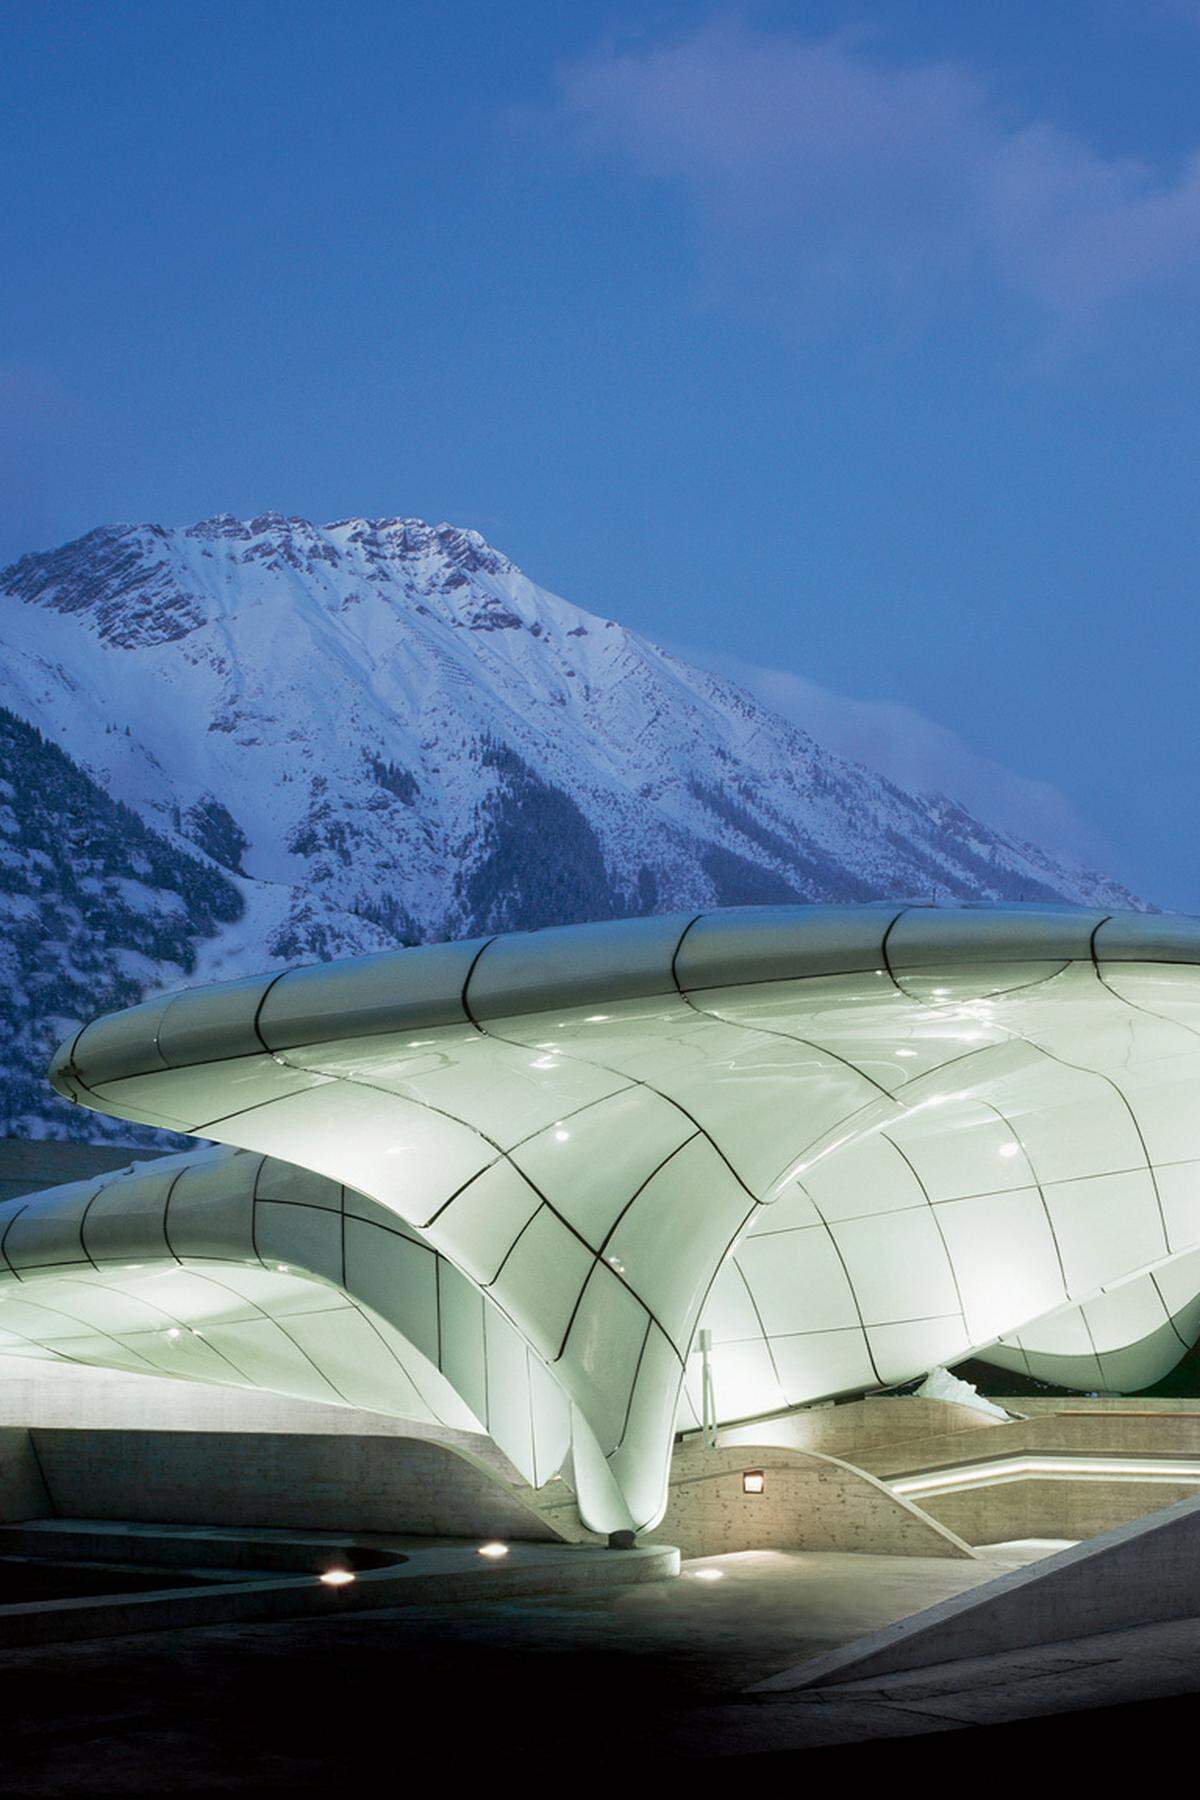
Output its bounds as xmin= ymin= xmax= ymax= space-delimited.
xmin=753 ymin=1487 xmax=1200 ymax=1691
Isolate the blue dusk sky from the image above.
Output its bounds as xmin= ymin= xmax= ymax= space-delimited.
xmin=2 ymin=1 xmax=1198 ymax=907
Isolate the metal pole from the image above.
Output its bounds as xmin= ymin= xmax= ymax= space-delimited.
xmin=699 ymin=1328 xmax=717 ymax=1449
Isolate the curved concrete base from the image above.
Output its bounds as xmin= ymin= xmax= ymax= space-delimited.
xmin=642 ymin=1443 xmax=977 ymax=1559
xmin=0 ymin=1423 xmax=567 ymax=1542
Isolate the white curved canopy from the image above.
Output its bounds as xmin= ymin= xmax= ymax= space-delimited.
xmin=26 ymin=902 xmax=1200 ymax=1532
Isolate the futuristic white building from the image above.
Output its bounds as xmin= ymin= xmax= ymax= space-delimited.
xmin=6 ymin=902 xmax=1200 ymax=1537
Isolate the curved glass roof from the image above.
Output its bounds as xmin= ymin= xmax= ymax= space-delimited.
xmin=18 ymin=902 xmax=1200 ymax=1533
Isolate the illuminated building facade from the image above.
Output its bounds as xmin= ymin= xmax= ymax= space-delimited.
xmin=6 ymin=903 xmax=1198 ymax=1536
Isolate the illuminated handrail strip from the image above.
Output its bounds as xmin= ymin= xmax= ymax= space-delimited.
xmin=892 ymin=1455 xmax=1200 ymax=1498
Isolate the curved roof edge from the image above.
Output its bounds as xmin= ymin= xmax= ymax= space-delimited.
xmin=49 ymin=900 xmax=1193 ymax=1103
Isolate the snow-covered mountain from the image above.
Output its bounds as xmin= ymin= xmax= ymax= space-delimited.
xmin=0 ymin=511 xmax=1143 ymax=1140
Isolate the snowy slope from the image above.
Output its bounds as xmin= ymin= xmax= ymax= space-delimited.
xmin=0 ymin=512 xmax=1144 ymax=1138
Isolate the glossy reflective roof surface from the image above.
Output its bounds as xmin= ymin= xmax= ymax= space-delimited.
xmin=31 ymin=903 xmax=1200 ymax=1534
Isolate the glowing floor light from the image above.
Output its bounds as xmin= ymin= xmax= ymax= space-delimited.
xmin=742 ymin=1469 xmax=765 ymax=1495
xmin=478 ymin=1541 xmax=509 ymax=1559
xmin=319 ymin=1568 xmax=356 ymax=1587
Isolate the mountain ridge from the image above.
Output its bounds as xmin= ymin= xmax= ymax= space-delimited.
xmin=0 ymin=512 xmax=1146 ymax=1139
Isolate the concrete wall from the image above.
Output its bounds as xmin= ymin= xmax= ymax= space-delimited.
xmin=7 ymin=1374 xmax=1197 ymax=1551
xmin=857 ymin=1402 xmax=1200 ymax=1545
xmin=0 ymin=1428 xmax=50 ymax=1522
xmin=1004 ymin=1396 xmax=1200 ymax=1416
xmin=862 ymin=1405 xmax=1200 ymax=1480
xmin=921 ymin=1474 xmax=1200 ymax=1544
xmin=0 ymin=1360 xmax=519 ymax=1479
xmin=25 ymin=1428 xmax=565 ymax=1540
xmin=706 ymin=1396 xmax=1007 ymax=1462
xmin=755 ymin=1487 xmax=1200 ymax=1691
xmin=639 ymin=1443 xmax=976 ymax=1559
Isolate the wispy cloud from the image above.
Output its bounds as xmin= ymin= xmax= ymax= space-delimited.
xmin=557 ymin=16 xmax=1200 ymax=343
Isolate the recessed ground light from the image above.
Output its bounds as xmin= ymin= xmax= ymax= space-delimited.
xmin=319 ymin=1568 xmax=355 ymax=1586
xmin=691 ymin=1567 xmax=723 ymax=1581
xmin=554 ymin=1128 xmax=570 ymax=1143
xmin=166 ymin=1328 xmax=181 ymax=1340
xmin=742 ymin=1470 xmax=765 ymax=1495
xmin=478 ymin=1541 xmax=509 ymax=1559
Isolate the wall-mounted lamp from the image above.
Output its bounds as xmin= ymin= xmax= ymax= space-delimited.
xmin=742 ymin=1470 xmax=765 ymax=1495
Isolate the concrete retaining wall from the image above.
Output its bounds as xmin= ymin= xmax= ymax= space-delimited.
xmin=921 ymin=1473 xmax=1200 ymax=1543
xmin=864 ymin=1406 xmax=1200 ymax=1480
xmin=0 ymin=1361 xmax=517 ymax=1475
xmin=1009 ymin=1396 xmax=1200 ymax=1417
xmin=863 ymin=1406 xmax=1200 ymax=1544
xmin=642 ymin=1443 xmax=976 ymax=1559
xmin=697 ymin=1396 xmax=1004 ymax=1463
xmin=23 ymin=1428 xmax=565 ymax=1541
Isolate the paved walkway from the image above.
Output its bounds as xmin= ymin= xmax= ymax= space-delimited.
xmin=682 ymin=1613 xmax=1200 ymax=1757
xmin=0 ymin=1543 xmax=1111 ymax=1787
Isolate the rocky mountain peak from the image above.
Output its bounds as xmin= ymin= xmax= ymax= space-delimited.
xmin=0 ymin=509 xmax=1146 ymax=1139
